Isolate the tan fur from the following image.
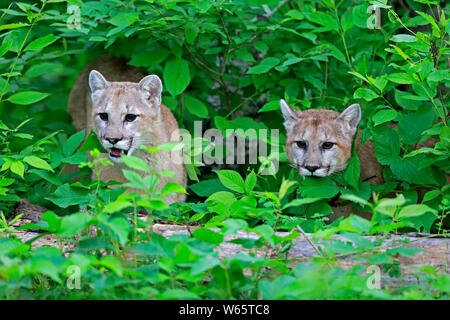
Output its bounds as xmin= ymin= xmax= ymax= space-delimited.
xmin=68 ymin=55 xmax=186 ymax=204
xmin=280 ymin=100 xmax=448 ymax=221
xmin=280 ymin=100 xmax=381 ymax=181
xmin=280 ymin=100 xmax=381 ymax=221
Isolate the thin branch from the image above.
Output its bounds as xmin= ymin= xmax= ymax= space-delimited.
xmin=296 ymin=225 xmax=325 ymax=258
xmin=214 ymin=5 xmax=232 ymax=76
xmin=148 ymin=3 xmax=222 ymax=79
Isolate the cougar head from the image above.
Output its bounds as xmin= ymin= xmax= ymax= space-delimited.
xmin=89 ymin=70 xmax=162 ymax=163
xmin=280 ymin=99 xmax=361 ymax=177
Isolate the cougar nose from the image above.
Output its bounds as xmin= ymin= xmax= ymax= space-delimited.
xmin=106 ymin=137 xmax=121 ymax=145
xmin=305 ymin=166 xmax=320 ymax=173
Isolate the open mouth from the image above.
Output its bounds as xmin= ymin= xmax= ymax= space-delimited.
xmin=109 ymin=147 xmax=129 ymax=158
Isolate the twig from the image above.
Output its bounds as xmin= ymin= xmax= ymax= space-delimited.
xmin=323 ymin=60 xmax=328 ymax=99
xmin=148 ymin=4 xmax=222 ymax=79
xmin=184 ymin=217 xmax=192 ymax=236
xmin=214 ymin=5 xmax=232 ymax=76
xmin=296 ymin=225 xmax=325 ymax=258
xmin=149 ymin=3 xmax=234 ymax=111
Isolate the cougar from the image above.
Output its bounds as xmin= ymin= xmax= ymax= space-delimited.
xmin=280 ymin=99 xmax=446 ymax=220
xmin=68 ymin=55 xmax=186 ymax=204
xmin=280 ymin=99 xmax=383 ymax=185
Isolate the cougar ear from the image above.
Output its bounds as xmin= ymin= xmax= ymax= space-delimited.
xmin=337 ymin=103 xmax=361 ymax=134
xmin=89 ymin=70 xmax=110 ymax=93
xmin=280 ymin=99 xmax=300 ymax=131
xmin=137 ymin=75 xmax=162 ymax=108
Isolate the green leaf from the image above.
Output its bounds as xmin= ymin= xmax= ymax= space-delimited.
xmin=300 ymin=177 xmax=339 ymax=199
xmin=58 ymin=212 xmax=92 ymax=237
xmin=386 ymin=73 xmax=417 ymax=84
xmin=160 ymin=289 xmax=200 ymax=300
xmin=23 ymin=156 xmax=53 ymax=171
xmin=103 ymin=201 xmax=133 ymax=214
xmin=305 ymin=11 xmax=339 ymax=31
xmin=188 ymin=256 xmax=221 ymax=276
xmin=398 ymin=105 xmax=435 ymax=145
xmin=189 ymin=179 xmax=228 ymax=197
xmin=398 ymin=204 xmax=437 ymax=218
xmin=338 ymin=215 xmax=371 ymax=233
xmin=206 ymin=191 xmax=236 ymax=206
xmin=0 ymin=178 xmax=14 ymax=187
xmin=427 ymin=70 xmax=450 ymax=82
xmin=161 ymin=182 xmax=187 ymax=194
xmin=352 ymin=4 xmax=371 ymax=28
xmin=99 ymin=256 xmax=123 ymax=276
xmin=372 ymin=126 xmax=400 ymax=165
xmin=372 ymin=109 xmax=397 ymax=125
xmin=343 ymin=156 xmax=360 ymax=189
xmin=0 ymin=40 xmax=12 ymax=57
xmin=391 ymin=34 xmax=417 ymax=42
xmin=123 ymin=169 xmax=146 ymax=189
xmin=258 ymin=100 xmax=280 ymax=113
xmin=189 ymin=212 xmax=205 ymax=222
xmin=163 ymin=58 xmax=190 ymax=96
xmin=390 ymin=155 xmax=438 ymax=185
xmin=244 ymin=171 xmax=257 ymax=193
xmin=215 ymin=170 xmax=246 ymax=193
xmin=63 ymin=130 xmax=85 ymax=157
xmin=422 ymin=190 xmax=440 ymax=203
xmin=121 ymin=155 xmax=150 ymax=172
xmin=192 ymin=228 xmax=224 ymax=245
xmin=339 ymin=194 xmax=370 ymax=207
xmin=386 ymin=247 xmax=423 ymax=256
xmin=247 ymin=57 xmax=280 ymax=74
xmin=253 ymin=224 xmax=275 ymax=244
xmin=233 ymin=47 xmax=255 ymax=62
xmin=129 ymin=49 xmax=169 ymax=67
xmin=0 ymin=77 xmax=10 ymax=95
xmin=353 ymin=88 xmax=379 ymax=101
xmin=279 ymin=179 xmax=296 ymax=200
xmin=104 ymin=216 xmax=130 ymax=247
xmin=282 ymin=197 xmax=321 ymax=210
xmin=184 ymin=95 xmax=209 ymax=118
xmin=108 ymin=12 xmax=138 ymax=27
xmin=46 ymin=184 xmax=90 ymax=208
xmin=222 ymin=219 xmax=248 ymax=235
xmin=29 ymin=169 xmax=61 ymax=186
xmin=10 ymin=161 xmax=24 ymax=178
xmin=79 ymin=130 xmax=107 ymax=153
xmin=7 ymin=91 xmax=49 ymax=105
xmin=25 ymin=62 xmax=62 ymax=78
xmin=0 ymin=23 xmax=29 ymax=31
xmin=31 ymin=258 xmax=61 ymax=283
xmin=25 ymin=34 xmax=59 ymax=51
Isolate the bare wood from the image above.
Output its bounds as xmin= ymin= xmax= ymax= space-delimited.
xmin=5 ymin=201 xmax=449 ymax=289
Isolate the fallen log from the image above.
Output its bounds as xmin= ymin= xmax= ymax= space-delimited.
xmin=4 ymin=200 xmax=449 ymax=289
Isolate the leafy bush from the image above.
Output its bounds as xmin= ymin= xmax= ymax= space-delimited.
xmin=0 ymin=0 xmax=448 ymax=300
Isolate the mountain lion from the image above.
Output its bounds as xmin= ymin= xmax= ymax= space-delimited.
xmin=279 ymin=99 xmax=445 ymax=220
xmin=68 ymin=55 xmax=186 ymax=204
xmin=280 ymin=99 xmax=383 ymax=185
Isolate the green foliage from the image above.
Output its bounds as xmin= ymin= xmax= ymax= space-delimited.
xmin=0 ymin=0 xmax=448 ymax=300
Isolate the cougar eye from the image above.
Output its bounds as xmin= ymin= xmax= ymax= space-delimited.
xmin=296 ymin=141 xmax=307 ymax=149
xmin=322 ymin=142 xmax=334 ymax=149
xmin=125 ymin=114 xmax=138 ymax=122
xmin=98 ymin=113 xmax=108 ymax=121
